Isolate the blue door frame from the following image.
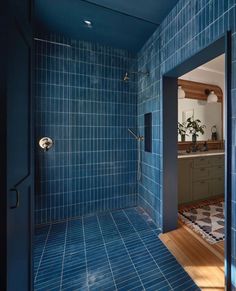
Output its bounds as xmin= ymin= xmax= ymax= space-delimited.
xmin=162 ymin=31 xmax=232 ymax=290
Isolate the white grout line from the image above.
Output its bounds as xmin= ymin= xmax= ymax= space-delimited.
xmin=110 ymin=212 xmax=146 ymax=290
xmin=122 ymin=210 xmax=174 ymax=290
xmin=82 ymin=217 xmax=89 ymax=290
xmin=161 ymin=7 xmax=233 ymax=67
xmin=34 ymin=224 xmax=52 ymax=283
xmin=59 ymin=220 xmax=68 ymax=290
xmin=35 ymin=209 xmax=198 ymax=290
xmin=96 ymin=215 xmax=118 ymax=290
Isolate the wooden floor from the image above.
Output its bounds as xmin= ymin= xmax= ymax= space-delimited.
xmin=160 ymin=221 xmax=225 ymax=291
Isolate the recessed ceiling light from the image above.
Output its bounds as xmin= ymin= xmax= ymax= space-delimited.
xmin=84 ymin=20 xmax=92 ymax=26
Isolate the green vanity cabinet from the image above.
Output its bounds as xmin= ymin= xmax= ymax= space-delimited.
xmin=178 ymin=158 xmax=193 ymax=204
xmin=192 ymin=180 xmax=209 ymax=201
xmin=178 ymin=154 xmax=224 ymax=204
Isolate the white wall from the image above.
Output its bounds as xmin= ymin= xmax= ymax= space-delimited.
xmin=180 ymin=67 xmax=225 ymax=93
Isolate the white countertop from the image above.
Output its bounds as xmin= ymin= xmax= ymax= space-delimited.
xmin=178 ymin=150 xmax=225 ymax=159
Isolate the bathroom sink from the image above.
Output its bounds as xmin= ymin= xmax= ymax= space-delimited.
xmin=178 ymin=151 xmax=193 ymax=155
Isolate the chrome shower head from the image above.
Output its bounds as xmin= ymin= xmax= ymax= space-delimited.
xmin=123 ymin=71 xmax=149 ymax=81
xmin=123 ymin=72 xmax=129 ymax=81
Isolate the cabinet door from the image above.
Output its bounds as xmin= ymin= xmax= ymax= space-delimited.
xmin=209 ymin=178 xmax=224 ymax=197
xmin=194 ymin=157 xmax=209 ymax=168
xmin=209 ymin=165 xmax=224 ymax=179
xmin=178 ymin=159 xmax=193 ymax=204
xmin=193 ymin=167 xmax=209 ymax=181
xmin=208 ymin=155 xmax=224 ymax=166
xmin=193 ymin=180 xmax=209 ymax=201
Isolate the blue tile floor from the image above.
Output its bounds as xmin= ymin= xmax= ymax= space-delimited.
xmin=34 ymin=207 xmax=200 ymax=291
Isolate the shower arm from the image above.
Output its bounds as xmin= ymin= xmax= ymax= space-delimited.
xmin=132 ymin=71 xmax=149 ymax=76
xmin=128 ymin=128 xmax=144 ymax=141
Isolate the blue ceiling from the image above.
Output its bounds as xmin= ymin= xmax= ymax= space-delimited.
xmin=35 ymin=0 xmax=179 ymax=52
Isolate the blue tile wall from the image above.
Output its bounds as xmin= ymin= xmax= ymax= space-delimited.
xmin=137 ymin=0 xmax=236 ymax=288
xmin=35 ymin=34 xmax=138 ymax=224
xmin=35 ymin=1 xmax=236 ymax=287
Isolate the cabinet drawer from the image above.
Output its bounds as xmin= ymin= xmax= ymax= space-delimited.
xmin=209 ymin=165 xmax=224 ymax=179
xmin=209 ymin=178 xmax=224 ymax=196
xmin=193 ymin=167 xmax=209 ymax=181
xmin=208 ymin=155 xmax=224 ymax=166
xmin=192 ymin=180 xmax=209 ymax=201
xmin=193 ymin=157 xmax=209 ymax=168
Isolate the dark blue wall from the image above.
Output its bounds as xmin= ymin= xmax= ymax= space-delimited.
xmin=137 ymin=0 xmax=236 ymax=287
xmin=35 ymin=34 xmax=138 ymax=224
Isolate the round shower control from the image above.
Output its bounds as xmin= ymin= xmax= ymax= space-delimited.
xmin=39 ymin=137 xmax=53 ymax=151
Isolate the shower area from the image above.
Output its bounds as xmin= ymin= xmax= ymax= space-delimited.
xmin=34 ymin=34 xmax=138 ymax=224
xmin=33 ymin=34 xmax=198 ymax=291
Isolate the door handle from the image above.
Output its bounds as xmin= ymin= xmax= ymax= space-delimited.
xmin=10 ymin=188 xmax=20 ymax=209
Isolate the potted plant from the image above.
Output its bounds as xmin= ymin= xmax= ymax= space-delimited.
xmin=178 ymin=121 xmax=188 ymax=142
xmin=186 ymin=117 xmax=206 ymax=142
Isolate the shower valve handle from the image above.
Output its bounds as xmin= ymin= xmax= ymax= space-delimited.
xmin=39 ymin=137 xmax=54 ymax=152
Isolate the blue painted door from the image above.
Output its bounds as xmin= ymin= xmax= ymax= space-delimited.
xmin=6 ymin=13 xmax=34 ymax=291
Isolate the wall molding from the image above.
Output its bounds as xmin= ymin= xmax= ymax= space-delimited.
xmin=178 ymin=79 xmax=223 ymax=102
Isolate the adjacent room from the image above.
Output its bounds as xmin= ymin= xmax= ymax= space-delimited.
xmin=160 ymin=54 xmax=225 ymax=290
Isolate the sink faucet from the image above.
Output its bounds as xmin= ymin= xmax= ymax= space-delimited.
xmin=201 ymin=141 xmax=208 ymax=152
xmin=186 ymin=141 xmax=208 ymax=153
xmin=186 ymin=143 xmax=199 ymax=153
xmin=191 ymin=143 xmax=199 ymax=152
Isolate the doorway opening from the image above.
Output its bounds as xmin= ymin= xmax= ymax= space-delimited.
xmin=160 ymin=33 xmax=231 ymax=290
